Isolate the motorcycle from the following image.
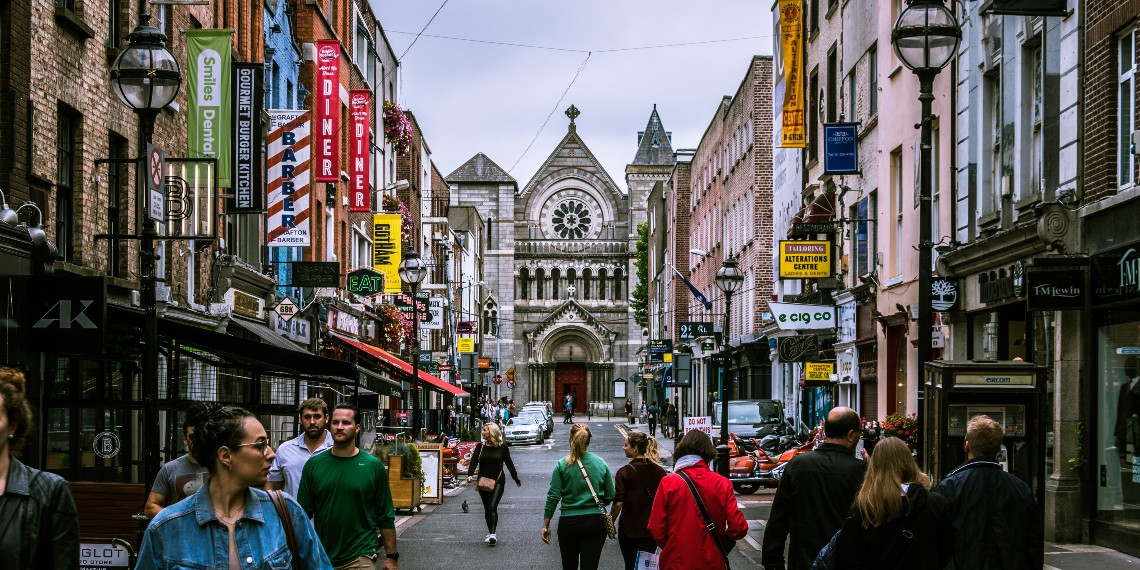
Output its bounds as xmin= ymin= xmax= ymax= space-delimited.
xmin=727 ymin=428 xmax=814 ymax=493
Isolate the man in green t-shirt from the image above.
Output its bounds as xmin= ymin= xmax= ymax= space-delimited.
xmin=298 ymin=403 xmax=399 ymax=569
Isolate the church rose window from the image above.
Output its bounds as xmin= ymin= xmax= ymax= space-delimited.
xmin=551 ymin=200 xmax=593 ymax=239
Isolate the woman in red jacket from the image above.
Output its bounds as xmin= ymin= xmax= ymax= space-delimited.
xmin=648 ymin=430 xmax=748 ymax=569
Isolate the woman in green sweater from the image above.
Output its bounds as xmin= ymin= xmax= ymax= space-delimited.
xmin=542 ymin=423 xmax=615 ymax=570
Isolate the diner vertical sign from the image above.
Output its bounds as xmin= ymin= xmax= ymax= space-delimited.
xmin=778 ymin=0 xmax=805 ymax=148
xmin=231 ymin=63 xmax=264 ymax=211
xmin=266 ymin=111 xmax=311 ymax=246
xmin=313 ymin=39 xmax=341 ymax=182
xmin=349 ymin=90 xmax=371 ymax=212
xmin=186 ymin=30 xmax=233 ymax=187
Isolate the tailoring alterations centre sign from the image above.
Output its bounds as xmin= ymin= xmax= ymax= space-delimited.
xmin=779 ymin=240 xmax=832 ymax=278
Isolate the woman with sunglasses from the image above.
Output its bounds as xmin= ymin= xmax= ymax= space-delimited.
xmin=136 ymin=405 xmax=331 ymax=569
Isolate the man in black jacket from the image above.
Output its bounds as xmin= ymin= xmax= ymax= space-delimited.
xmin=762 ymin=407 xmax=867 ymax=570
xmin=934 ymin=414 xmax=1042 ymax=570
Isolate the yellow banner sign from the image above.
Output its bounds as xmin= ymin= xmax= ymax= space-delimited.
xmin=371 ymin=214 xmax=402 ymax=293
xmin=457 ymin=338 xmax=475 ymax=353
xmin=779 ymin=0 xmax=805 ymax=148
xmin=779 ymin=241 xmax=831 ymax=278
xmin=805 ymin=362 xmax=835 ymax=382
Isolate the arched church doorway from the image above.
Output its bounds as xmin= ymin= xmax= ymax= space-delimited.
xmin=557 ymin=362 xmax=587 ymax=413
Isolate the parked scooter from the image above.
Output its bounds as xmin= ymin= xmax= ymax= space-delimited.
xmin=726 ymin=422 xmax=814 ymax=493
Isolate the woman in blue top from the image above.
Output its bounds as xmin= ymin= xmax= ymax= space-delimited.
xmin=542 ymin=423 xmax=615 ymax=570
xmin=136 ymin=405 xmax=331 ymax=569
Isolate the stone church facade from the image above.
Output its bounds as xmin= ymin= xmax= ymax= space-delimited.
xmin=446 ymin=106 xmax=674 ymax=410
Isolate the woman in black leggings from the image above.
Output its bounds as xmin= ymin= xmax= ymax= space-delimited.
xmin=466 ymin=422 xmax=521 ymax=546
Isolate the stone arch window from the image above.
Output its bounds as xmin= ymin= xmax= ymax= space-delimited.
xmin=536 ymin=267 xmax=546 ymax=300
xmin=613 ymin=268 xmax=624 ymax=301
xmin=551 ymin=267 xmax=561 ymax=300
xmin=582 ymin=268 xmax=592 ymax=299
xmin=566 ymin=268 xmax=577 ymax=296
xmin=519 ymin=267 xmax=530 ymax=300
xmin=597 ymin=268 xmax=608 ymax=300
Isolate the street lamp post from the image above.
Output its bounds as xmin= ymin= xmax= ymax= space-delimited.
xmin=109 ymin=8 xmax=181 ymax=495
xmin=891 ymin=0 xmax=959 ymax=459
xmin=399 ymin=250 xmax=428 ymax=437
xmin=714 ymin=258 xmax=744 ymax=477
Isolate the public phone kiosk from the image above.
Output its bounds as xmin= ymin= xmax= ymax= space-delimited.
xmin=923 ymin=360 xmax=1046 ymax=506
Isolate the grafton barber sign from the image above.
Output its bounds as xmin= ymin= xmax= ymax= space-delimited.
xmin=313 ymin=40 xmax=341 ymax=182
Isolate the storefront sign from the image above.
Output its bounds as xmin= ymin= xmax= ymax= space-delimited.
xmin=978 ymin=261 xmax=1024 ymax=304
xmin=347 ymin=268 xmax=385 ymax=296
xmin=837 ymin=302 xmax=856 ymax=343
xmin=423 ymin=296 xmax=445 ymax=330
xmin=982 ymin=0 xmax=1067 ymax=17
xmin=372 ymin=214 xmax=402 ymax=293
xmin=777 ymin=334 xmax=818 ymax=362
xmin=273 ymin=297 xmax=297 ymax=322
xmin=187 ymin=30 xmax=233 ymax=187
xmin=92 ymin=431 xmax=121 ymax=459
xmin=291 ymin=262 xmax=340 ymax=287
xmin=649 ymin=339 xmax=673 ymax=363
xmin=231 ymin=63 xmax=264 ymax=211
xmin=1094 ymin=246 xmax=1140 ymax=306
xmin=457 ymin=321 xmax=477 ymax=334
xmin=678 ymin=321 xmax=714 ymax=341
xmin=327 ymin=306 xmax=361 ymax=336
xmin=954 ymin=372 xmax=1035 ymax=387
xmin=393 ymin=291 xmax=429 ymax=322
xmin=931 ymin=278 xmax=959 ymax=311
xmin=804 ymin=362 xmax=835 ymax=382
xmin=770 ymin=301 xmax=835 ymax=330
xmin=266 ymin=110 xmax=311 ymax=246
xmin=274 ymin=313 xmax=311 ymax=344
xmin=22 ymin=276 xmax=107 ymax=350
xmin=228 ymin=289 xmax=262 ymax=319
xmin=823 ymin=123 xmax=859 ymax=174
xmin=792 ymin=222 xmax=836 ymax=236
xmin=348 ymin=90 xmax=371 ymax=212
xmin=779 ymin=241 xmax=831 ymax=278
xmin=777 ymin=0 xmax=805 ymax=148
xmin=1026 ymin=268 xmax=1084 ymax=311
xmin=457 ymin=338 xmax=475 ymax=353
xmin=80 ymin=539 xmax=131 ymax=569
xmin=313 ymin=39 xmax=341 ymax=182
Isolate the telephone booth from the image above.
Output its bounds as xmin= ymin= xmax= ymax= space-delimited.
xmin=923 ymin=360 xmax=1046 ymax=508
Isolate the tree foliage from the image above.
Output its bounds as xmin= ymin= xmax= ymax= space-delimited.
xmin=631 ymin=222 xmax=649 ymax=327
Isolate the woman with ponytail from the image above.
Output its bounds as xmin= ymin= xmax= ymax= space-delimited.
xmin=0 ymin=367 xmax=79 ymax=569
xmin=611 ymin=432 xmax=667 ymax=570
xmin=542 ymin=423 xmax=615 ymax=570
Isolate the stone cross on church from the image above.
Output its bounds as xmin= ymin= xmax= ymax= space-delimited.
xmin=565 ymin=105 xmax=580 ymax=131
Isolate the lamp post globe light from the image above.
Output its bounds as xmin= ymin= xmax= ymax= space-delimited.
xmin=714 ymin=258 xmax=744 ymax=477
xmin=399 ymin=250 xmax=428 ymax=437
xmin=109 ymin=8 xmax=181 ymax=497
xmin=891 ymin=0 xmax=959 ymax=462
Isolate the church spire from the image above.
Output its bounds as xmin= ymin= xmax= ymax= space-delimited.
xmin=632 ymin=104 xmax=675 ymax=166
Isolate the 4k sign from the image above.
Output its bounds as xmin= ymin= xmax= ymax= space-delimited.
xmin=22 ymin=276 xmax=107 ymax=351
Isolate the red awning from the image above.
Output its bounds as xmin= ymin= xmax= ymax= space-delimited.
xmin=786 ymin=207 xmax=807 ymax=238
xmin=803 ymin=190 xmax=837 ymax=223
xmin=331 ymin=333 xmax=468 ymax=397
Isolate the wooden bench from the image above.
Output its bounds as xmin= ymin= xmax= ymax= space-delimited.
xmin=71 ymin=482 xmax=146 ymax=552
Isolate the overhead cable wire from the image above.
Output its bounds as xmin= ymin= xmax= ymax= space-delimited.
xmin=386 ymin=31 xmax=770 ymax=54
xmin=398 ymin=0 xmax=451 ymax=61
xmin=507 ymin=52 xmax=592 ymax=174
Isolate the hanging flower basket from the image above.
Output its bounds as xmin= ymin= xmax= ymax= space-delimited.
xmin=880 ymin=412 xmax=919 ymax=451
xmin=381 ymin=195 xmax=414 ymax=240
xmin=383 ymin=101 xmax=412 ymax=155
xmin=375 ymin=302 xmax=411 ymax=350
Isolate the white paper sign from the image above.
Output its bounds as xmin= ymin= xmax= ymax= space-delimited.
xmin=422 ymin=296 xmax=444 ymax=330
xmin=684 ymin=416 xmax=713 ymax=436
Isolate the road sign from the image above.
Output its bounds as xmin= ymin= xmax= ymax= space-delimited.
xmin=274 ymin=297 xmax=297 ymax=322
xmin=494 ymin=374 xmax=503 ymax=385
xmin=506 ymin=379 xmax=515 ymax=389
xmin=506 ymin=367 xmax=516 ymax=381
xmin=146 ymin=144 xmax=165 ymax=220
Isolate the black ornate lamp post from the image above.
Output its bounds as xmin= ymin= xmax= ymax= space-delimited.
xmin=109 ymin=8 xmax=181 ymax=496
xmin=714 ymin=257 xmax=744 ymax=477
xmin=891 ymin=0 xmax=959 ymax=459
xmin=399 ymin=250 xmax=428 ymax=437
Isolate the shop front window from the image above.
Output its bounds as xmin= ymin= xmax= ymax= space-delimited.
xmin=1097 ymin=309 xmax=1140 ymax=523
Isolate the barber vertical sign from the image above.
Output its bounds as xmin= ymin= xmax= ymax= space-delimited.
xmin=314 ymin=39 xmax=341 ymax=183
xmin=231 ymin=63 xmax=264 ymax=211
xmin=267 ymin=111 xmax=311 ymax=246
xmin=349 ymin=90 xmax=371 ymax=212
xmin=187 ymin=30 xmax=232 ymax=187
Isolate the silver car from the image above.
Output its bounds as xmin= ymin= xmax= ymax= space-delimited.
xmin=521 ymin=404 xmax=554 ymax=436
xmin=503 ymin=416 xmax=545 ymax=445
xmin=517 ymin=410 xmax=552 ymax=437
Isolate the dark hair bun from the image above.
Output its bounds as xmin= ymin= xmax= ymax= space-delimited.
xmin=0 ymin=367 xmax=27 ymax=394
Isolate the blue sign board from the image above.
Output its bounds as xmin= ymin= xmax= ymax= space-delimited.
xmin=823 ymin=123 xmax=859 ymax=174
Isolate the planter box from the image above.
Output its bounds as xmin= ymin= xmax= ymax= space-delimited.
xmin=384 ymin=453 xmax=422 ymax=512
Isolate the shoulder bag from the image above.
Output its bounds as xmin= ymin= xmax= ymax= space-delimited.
xmin=576 ymin=459 xmax=617 ymax=539
xmin=268 ymin=490 xmax=303 ymax=570
xmin=677 ymin=471 xmax=734 ymax=570
xmin=477 ymin=468 xmax=502 ymax=492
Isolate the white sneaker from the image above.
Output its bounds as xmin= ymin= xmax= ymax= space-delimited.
xmin=484 ymin=534 xmax=492 ymax=544
xmin=488 ymin=533 xmax=497 ymax=546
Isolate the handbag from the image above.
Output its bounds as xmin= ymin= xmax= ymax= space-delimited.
xmin=677 ymin=471 xmax=734 ymax=569
xmin=477 ymin=468 xmax=501 ymax=492
xmin=268 ymin=490 xmax=303 ymax=570
xmin=576 ymin=459 xmax=617 ymax=539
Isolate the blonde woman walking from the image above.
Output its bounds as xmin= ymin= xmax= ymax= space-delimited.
xmin=466 ymin=422 xmax=521 ymax=546
xmin=542 ymin=423 xmax=615 ymax=570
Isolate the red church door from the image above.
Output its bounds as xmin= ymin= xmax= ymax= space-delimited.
xmin=556 ymin=363 xmax=587 ymax=413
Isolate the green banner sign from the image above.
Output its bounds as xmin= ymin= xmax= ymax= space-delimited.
xmin=187 ymin=30 xmax=232 ymax=187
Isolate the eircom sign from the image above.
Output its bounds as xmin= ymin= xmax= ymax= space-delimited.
xmin=684 ymin=416 xmax=713 ymax=436
xmin=769 ymin=302 xmax=835 ymax=331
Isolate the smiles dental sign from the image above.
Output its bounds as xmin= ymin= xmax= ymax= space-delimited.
xmin=187 ymin=30 xmax=232 ymax=187
xmin=770 ymin=302 xmax=836 ymax=330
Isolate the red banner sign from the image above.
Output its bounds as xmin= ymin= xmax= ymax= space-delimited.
xmin=313 ymin=39 xmax=341 ymax=182
xmin=348 ymin=90 xmax=371 ymax=211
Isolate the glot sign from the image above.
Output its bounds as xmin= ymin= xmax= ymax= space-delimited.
xmin=769 ymin=302 xmax=835 ymax=331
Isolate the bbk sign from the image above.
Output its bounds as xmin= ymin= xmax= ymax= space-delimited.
xmin=769 ymin=302 xmax=835 ymax=330
xmin=22 ymin=276 xmax=107 ymax=351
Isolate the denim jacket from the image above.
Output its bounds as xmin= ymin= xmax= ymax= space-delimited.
xmin=136 ymin=482 xmax=332 ymax=569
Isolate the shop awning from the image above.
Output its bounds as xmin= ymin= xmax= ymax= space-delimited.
xmin=331 ymin=333 xmax=468 ymax=397
xmin=229 ymin=316 xmax=307 ymax=353
xmin=803 ymin=190 xmax=837 ymax=223
xmin=786 ymin=207 xmax=807 ymax=238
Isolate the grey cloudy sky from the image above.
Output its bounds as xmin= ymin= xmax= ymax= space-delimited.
xmin=372 ymin=1 xmax=775 ymax=190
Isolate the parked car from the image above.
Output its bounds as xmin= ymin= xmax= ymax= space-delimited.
xmin=517 ymin=410 xmax=553 ymax=437
xmin=711 ymin=399 xmax=786 ymax=444
xmin=503 ymin=416 xmax=545 ymax=445
xmin=522 ymin=403 xmax=554 ymax=434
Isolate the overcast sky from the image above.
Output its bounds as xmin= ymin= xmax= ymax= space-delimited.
xmin=371 ymin=1 xmax=775 ymax=190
